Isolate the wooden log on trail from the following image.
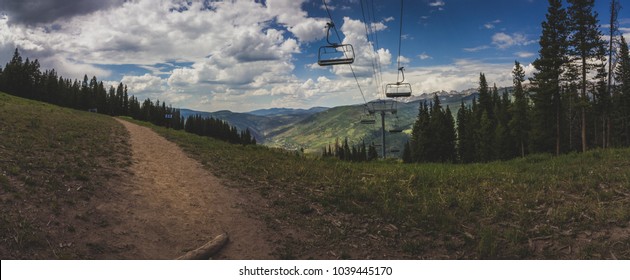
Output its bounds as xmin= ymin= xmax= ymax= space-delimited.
xmin=176 ymin=233 xmax=229 ymax=260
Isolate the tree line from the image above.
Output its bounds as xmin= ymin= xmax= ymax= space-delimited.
xmin=0 ymin=48 xmax=256 ymax=146
xmin=404 ymin=0 xmax=630 ymax=164
xmin=184 ymin=114 xmax=256 ymax=145
xmin=322 ymin=138 xmax=379 ymax=162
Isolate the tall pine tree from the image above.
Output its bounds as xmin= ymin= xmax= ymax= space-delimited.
xmin=530 ymin=0 xmax=569 ymax=155
xmin=509 ymin=61 xmax=530 ymax=157
xmin=567 ymin=0 xmax=606 ymax=152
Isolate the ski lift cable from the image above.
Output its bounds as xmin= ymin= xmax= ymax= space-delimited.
xmin=383 ymin=0 xmax=412 ymax=98
xmin=396 ymin=0 xmax=404 ymax=83
xmin=322 ymin=0 xmax=368 ymax=105
xmin=369 ymin=0 xmax=385 ymax=96
xmin=360 ymin=0 xmax=383 ymax=98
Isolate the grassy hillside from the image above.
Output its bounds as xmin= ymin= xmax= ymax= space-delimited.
xmin=266 ymin=96 xmax=469 ymax=154
xmin=0 ymin=92 xmax=131 ymax=259
xmin=145 ymin=120 xmax=630 ymax=259
xmin=265 ymin=103 xmax=415 ymax=153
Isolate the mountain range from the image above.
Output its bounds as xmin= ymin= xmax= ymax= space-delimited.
xmin=180 ymin=88 xmax=511 ymax=155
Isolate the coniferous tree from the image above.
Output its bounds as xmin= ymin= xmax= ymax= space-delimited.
xmin=531 ymin=0 xmax=569 ymax=155
xmin=567 ymin=0 xmax=606 ymax=152
xmin=441 ymin=105 xmax=457 ymax=162
xmin=456 ymin=101 xmax=476 ymax=163
xmin=613 ymin=35 xmax=630 ymax=146
xmin=510 ymin=61 xmax=530 ymax=157
xmin=410 ymin=100 xmax=430 ymax=162
xmin=475 ymin=73 xmax=495 ymax=161
xmin=477 ymin=73 xmax=493 ymax=118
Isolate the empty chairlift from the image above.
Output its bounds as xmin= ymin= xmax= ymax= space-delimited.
xmin=385 ymin=67 xmax=412 ymax=98
xmin=360 ymin=119 xmax=376 ymax=125
xmin=359 ymin=105 xmax=376 ymax=124
xmin=318 ymin=23 xmax=355 ymax=66
xmin=388 ymin=114 xmax=403 ymax=133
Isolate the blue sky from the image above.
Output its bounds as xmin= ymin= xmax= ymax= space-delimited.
xmin=1 ymin=0 xmax=628 ymax=112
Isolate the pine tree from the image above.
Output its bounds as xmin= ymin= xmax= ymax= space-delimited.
xmin=410 ymin=101 xmax=430 ymax=162
xmin=567 ymin=0 xmax=606 ymax=152
xmin=441 ymin=105 xmax=457 ymax=162
xmin=509 ymin=61 xmax=530 ymax=157
xmin=613 ymin=35 xmax=630 ymax=146
xmin=477 ymin=73 xmax=493 ymax=118
xmin=475 ymin=73 xmax=495 ymax=161
xmin=531 ymin=0 xmax=569 ymax=155
xmin=457 ymin=101 xmax=476 ymax=163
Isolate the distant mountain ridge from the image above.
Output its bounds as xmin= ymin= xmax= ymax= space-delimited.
xmin=248 ymin=107 xmax=329 ymax=116
xmin=180 ymin=87 xmax=514 ymax=154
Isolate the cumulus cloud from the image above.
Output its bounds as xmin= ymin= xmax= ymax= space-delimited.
xmin=329 ymin=17 xmax=392 ymax=79
xmin=492 ymin=32 xmax=534 ymax=49
xmin=399 ymin=59 xmax=517 ymax=95
xmin=122 ymin=74 xmax=165 ymax=95
xmin=266 ymin=0 xmax=328 ymax=42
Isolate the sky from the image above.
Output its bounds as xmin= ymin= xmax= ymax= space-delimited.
xmin=1 ymin=0 xmax=628 ymax=112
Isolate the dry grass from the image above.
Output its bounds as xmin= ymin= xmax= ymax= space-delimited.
xmin=137 ymin=117 xmax=630 ymax=259
xmin=0 ymin=92 xmax=131 ymax=259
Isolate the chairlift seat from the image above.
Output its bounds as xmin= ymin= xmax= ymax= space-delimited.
xmin=389 ymin=128 xmax=403 ymax=133
xmin=385 ymin=82 xmax=412 ymax=98
xmin=360 ymin=119 xmax=376 ymax=125
xmin=318 ymin=44 xmax=355 ymax=66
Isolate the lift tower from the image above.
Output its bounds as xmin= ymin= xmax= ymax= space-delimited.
xmin=366 ymin=99 xmax=398 ymax=159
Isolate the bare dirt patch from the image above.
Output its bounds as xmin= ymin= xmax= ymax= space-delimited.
xmin=95 ymin=119 xmax=275 ymax=259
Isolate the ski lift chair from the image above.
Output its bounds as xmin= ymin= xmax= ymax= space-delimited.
xmin=385 ymin=67 xmax=412 ymax=98
xmin=389 ymin=114 xmax=403 ymax=133
xmin=318 ymin=23 xmax=355 ymax=66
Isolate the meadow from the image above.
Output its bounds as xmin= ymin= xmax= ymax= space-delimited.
xmin=1 ymin=91 xmax=628 ymax=259
xmin=141 ymin=118 xmax=630 ymax=259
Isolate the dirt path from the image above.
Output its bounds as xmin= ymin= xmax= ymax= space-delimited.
xmin=93 ymin=119 xmax=274 ymax=259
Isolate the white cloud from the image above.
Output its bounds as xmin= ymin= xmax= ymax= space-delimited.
xmin=483 ymin=19 xmax=501 ymax=30
xmin=38 ymin=55 xmax=112 ymax=79
xmin=329 ymin=17 xmax=392 ymax=79
xmin=0 ymin=0 xmax=326 ymax=111
xmin=418 ymin=52 xmax=432 ymax=60
xmin=463 ymin=45 xmax=490 ymax=52
xmin=429 ymin=1 xmax=446 ymax=7
xmin=266 ymin=0 xmax=328 ymax=43
xmin=0 ymin=0 xmax=531 ymax=113
xmin=397 ymin=55 xmax=411 ymax=65
xmin=492 ymin=32 xmax=534 ymax=49
xmin=398 ymin=59 xmax=516 ymax=95
xmin=515 ymin=51 xmax=535 ymax=58
xmin=122 ymin=74 xmax=164 ymax=95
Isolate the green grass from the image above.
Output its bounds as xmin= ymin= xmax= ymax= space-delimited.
xmin=130 ymin=117 xmax=630 ymax=259
xmin=4 ymin=89 xmax=627 ymax=259
xmin=0 ymin=92 xmax=130 ymax=259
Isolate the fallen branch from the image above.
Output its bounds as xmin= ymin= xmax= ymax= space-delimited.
xmin=176 ymin=233 xmax=229 ymax=260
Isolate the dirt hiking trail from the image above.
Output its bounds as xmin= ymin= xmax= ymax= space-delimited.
xmin=96 ymin=119 xmax=274 ymax=259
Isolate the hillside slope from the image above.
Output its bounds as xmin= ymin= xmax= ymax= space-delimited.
xmin=265 ymin=94 xmax=472 ymax=154
xmin=0 ymin=92 xmax=131 ymax=259
xmin=147 ymin=120 xmax=630 ymax=259
xmin=0 ymin=92 xmax=277 ymax=259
